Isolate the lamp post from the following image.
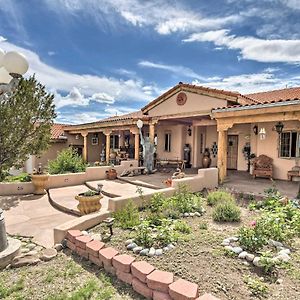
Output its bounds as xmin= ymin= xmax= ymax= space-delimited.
xmin=0 ymin=48 xmax=28 ymax=254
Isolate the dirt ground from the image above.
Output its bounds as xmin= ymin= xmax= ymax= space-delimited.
xmin=91 ymin=203 xmax=300 ymax=300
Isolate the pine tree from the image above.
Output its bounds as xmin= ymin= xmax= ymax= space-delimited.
xmin=0 ymin=75 xmax=56 ymax=180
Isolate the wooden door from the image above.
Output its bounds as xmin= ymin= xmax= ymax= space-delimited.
xmin=227 ymin=135 xmax=238 ymax=170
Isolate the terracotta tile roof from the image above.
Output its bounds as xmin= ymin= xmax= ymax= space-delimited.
xmin=212 ymin=98 xmax=300 ymax=112
xmin=245 ymin=86 xmax=300 ymax=103
xmin=51 ymin=123 xmax=68 ymax=140
xmin=141 ymin=82 xmax=245 ymax=113
xmin=64 ymin=110 xmax=147 ymax=130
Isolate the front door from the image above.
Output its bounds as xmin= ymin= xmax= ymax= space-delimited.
xmin=227 ymin=135 xmax=238 ymax=170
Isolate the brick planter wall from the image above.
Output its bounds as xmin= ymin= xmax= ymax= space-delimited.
xmin=65 ymin=230 xmax=221 ymax=300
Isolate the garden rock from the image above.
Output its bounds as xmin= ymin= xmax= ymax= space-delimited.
xmin=245 ymin=253 xmax=255 ymax=262
xmin=238 ymin=251 xmax=248 ymax=259
xmin=27 ymin=243 xmax=36 ymax=251
xmin=228 ymin=236 xmax=239 ymax=242
xmin=167 ymin=244 xmax=175 ymax=250
xmin=253 ymin=257 xmax=261 ymax=267
xmin=133 ymin=246 xmax=143 ymax=254
xmin=82 ymin=231 xmax=89 ymax=236
xmin=278 ymin=249 xmax=290 ymax=255
xmin=40 ymin=248 xmax=57 ymax=261
xmin=155 ymin=249 xmax=163 ymax=256
xmin=275 ymin=253 xmax=290 ymax=262
xmin=194 ymin=212 xmax=201 ymax=217
xmin=269 ymin=240 xmax=283 ymax=248
xmin=125 ymin=239 xmax=134 ymax=246
xmin=183 ymin=213 xmax=189 ymax=217
xmin=127 ymin=243 xmax=137 ymax=250
xmin=221 ymin=239 xmax=230 ymax=246
xmin=91 ymin=233 xmax=102 ymax=241
xmin=54 ymin=244 xmax=63 ymax=251
xmin=163 ymin=247 xmax=169 ymax=252
xmin=189 ymin=212 xmax=195 ymax=217
xmin=148 ymin=247 xmax=156 ymax=257
xmin=232 ymin=247 xmax=243 ymax=254
xmin=21 ymin=248 xmax=30 ymax=254
xmin=224 ymin=245 xmax=233 ymax=251
xmin=11 ymin=255 xmax=40 ymax=268
xmin=140 ymin=249 xmax=149 ymax=256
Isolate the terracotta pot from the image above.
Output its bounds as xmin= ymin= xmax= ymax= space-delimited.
xmin=31 ymin=174 xmax=49 ymax=195
xmin=202 ymin=149 xmax=211 ymax=168
xmin=106 ymin=169 xmax=117 ymax=180
xmin=75 ymin=194 xmax=102 ymax=214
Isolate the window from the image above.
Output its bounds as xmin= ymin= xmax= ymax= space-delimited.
xmin=110 ymin=135 xmax=119 ymax=149
xmin=279 ymin=131 xmax=300 ymax=158
xmin=164 ymin=132 xmax=171 ymax=152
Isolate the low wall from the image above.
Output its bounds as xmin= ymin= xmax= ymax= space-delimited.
xmin=0 ymin=182 xmax=35 ymax=196
xmin=0 ymin=160 xmax=139 ymax=196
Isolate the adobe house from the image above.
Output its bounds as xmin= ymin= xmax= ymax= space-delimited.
xmin=26 ymin=84 xmax=300 ymax=183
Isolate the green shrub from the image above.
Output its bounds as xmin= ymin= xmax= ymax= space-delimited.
xmin=259 ymin=251 xmax=280 ymax=275
xmin=48 ymin=148 xmax=88 ymax=174
xmin=113 ymin=200 xmax=140 ymax=229
xmin=244 ymin=276 xmax=268 ymax=298
xmin=238 ymin=226 xmax=266 ymax=252
xmin=82 ymin=190 xmax=98 ymax=197
xmin=157 ymin=220 xmax=180 ymax=245
xmin=174 ymin=220 xmax=191 ymax=234
xmin=199 ymin=222 xmax=208 ymax=230
xmin=3 ymin=173 xmax=31 ymax=182
xmin=212 ymin=200 xmax=241 ymax=222
xmin=207 ymin=190 xmax=235 ymax=206
xmin=134 ymin=221 xmax=154 ymax=248
xmin=149 ymin=193 xmax=166 ymax=213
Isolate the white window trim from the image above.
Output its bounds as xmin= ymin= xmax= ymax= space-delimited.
xmin=279 ymin=131 xmax=300 ymax=158
xmin=164 ymin=131 xmax=171 ymax=152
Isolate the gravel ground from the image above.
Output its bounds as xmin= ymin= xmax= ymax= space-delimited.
xmin=0 ymin=250 xmax=144 ymax=300
xmin=90 ymin=203 xmax=300 ymax=300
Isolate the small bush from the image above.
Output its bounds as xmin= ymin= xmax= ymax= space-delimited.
xmin=199 ymin=222 xmax=208 ymax=230
xmin=149 ymin=193 xmax=166 ymax=213
xmin=48 ymin=148 xmax=88 ymax=174
xmin=212 ymin=200 xmax=241 ymax=222
xmin=207 ymin=190 xmax=235 ymax=206
xmin=3 ymin=173 xmax=31 ymax=182
xmin=113 ymin=200 xmax=140 ymax=229
xmin=259 ymin=251 xmax=280 ymax=275
xmin=238 ymin=226 xmax=266 ymax=252
xmin=174 ymin=220 xmax=191 ymax=234
xmin=134 ymin=221 xmax=154 ymax=248
xmin=244 ymin=276 xmax=268 ymax=298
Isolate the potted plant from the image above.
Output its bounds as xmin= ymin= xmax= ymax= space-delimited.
xmin=31 ymin=163 xmax=49 ymax=195
xmin=75 ymin=189 xmax=102 ymax=215
xmin=106 ymin=166 xmax=117 ymax=180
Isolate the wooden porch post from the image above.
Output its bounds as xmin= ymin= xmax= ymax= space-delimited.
xmin=217 ymin=129 xmax=227 ymax=183
xmin=149 ymin=123 xmax=155 ymax=144
xmin=104 ymin=130 xmax=112 ymax=163
xmin=81 ymin=131 xmax=88 ymax=162
xmin=134 ymin=133 xmax=140 ymax=160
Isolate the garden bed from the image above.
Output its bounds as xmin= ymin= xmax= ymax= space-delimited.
xmin=89 ymin=187 xmax=300 ymax=300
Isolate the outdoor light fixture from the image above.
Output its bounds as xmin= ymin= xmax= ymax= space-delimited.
xmin=253 ymin=125 xmax=258 ymax=135
xmin=137 ymin=119 xmax=143 ymax=129
xmin=187 ymin=126 xmax=192 ymax=136
xmin=275 ymin=122 xmax=284 ymax=134
xmin=259 ymin=127 xmax=266 ymax=140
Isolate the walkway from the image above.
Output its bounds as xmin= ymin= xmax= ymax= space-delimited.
xmin=224 ymin=170 xmax=299 ymax=198
xmin=0 ymin=194 xmax=76 ymax=247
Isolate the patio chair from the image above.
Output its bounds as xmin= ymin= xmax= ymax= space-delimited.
xmin=252 ymin=154 xmax=273 ymax=179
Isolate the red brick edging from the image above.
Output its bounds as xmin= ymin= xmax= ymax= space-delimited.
xmin=65 ymin=230 xmax=220 ymax=300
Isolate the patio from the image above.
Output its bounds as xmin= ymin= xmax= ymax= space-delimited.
xmin=224 ymin=170 xmax=299 ymax=198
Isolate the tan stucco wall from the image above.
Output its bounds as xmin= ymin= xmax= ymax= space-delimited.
xmin=253 ymin=121 xmax=300 ymax=180
xmin=148 ymin=91 xmax=228 ymax=117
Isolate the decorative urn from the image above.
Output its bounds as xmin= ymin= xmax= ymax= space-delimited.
xmin=31 ymin=164 xmax=49 ymax=195
xmin=75 ymin=190 xmax=102 ymax=215
xmin=202 ymin=148 xmax=212 ymax=168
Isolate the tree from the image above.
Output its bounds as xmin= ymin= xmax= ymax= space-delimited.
xmin=0 ymin=76 xmax=56 ymax=180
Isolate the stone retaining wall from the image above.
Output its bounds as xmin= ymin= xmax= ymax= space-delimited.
xmin=65 ymin=229 xmax=220 ymax=300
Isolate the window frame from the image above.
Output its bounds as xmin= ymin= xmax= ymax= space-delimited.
xmin=164 ymin=131 xmax=171 ymax=152
xmin=279 ymin=131 xmax=300 ymax=158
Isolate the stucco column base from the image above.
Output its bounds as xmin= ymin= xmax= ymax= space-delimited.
xmin=0 ymin=237 xmax=21 ymax=269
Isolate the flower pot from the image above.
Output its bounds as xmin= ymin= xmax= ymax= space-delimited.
xmin=106 ymin=169 xmax=117 ymax=180
xmin=31 ymin=174 xmax=49 ymax=195
xmin=75 ymin=194 xmax=102 ymax=215
xmin=202 ymin=149 xmax=211 ymax=168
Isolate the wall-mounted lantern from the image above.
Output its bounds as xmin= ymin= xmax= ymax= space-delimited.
xmin=253 ymin=125 xmax=258 ymax=135
xmin=187 ymin=126 xmax=192 ymax=137
xmin=275 ymin=122 xmax=284 ymax=134
xmin=259 ymin=127 xmax=266 ymax=140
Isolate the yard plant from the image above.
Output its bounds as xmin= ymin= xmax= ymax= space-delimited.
xmin=207 ymin=190 xmax=235 ymax=206
xmin=212 ymin=198 xmax=241 ymax=222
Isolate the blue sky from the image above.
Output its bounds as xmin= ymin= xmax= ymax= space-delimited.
xmin=1 ymin=0 xmax=300 ymax=124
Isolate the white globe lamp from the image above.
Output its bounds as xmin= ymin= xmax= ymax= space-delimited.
xmin=3 ymin=51 xmax=29 ymax=76
xmin=0 ymin=67 xmax=12 ymax=84
xmin=0 ymin=48 xmax=5 ymax=67
xmin=137 ymin=119 xmax=143 ymax=129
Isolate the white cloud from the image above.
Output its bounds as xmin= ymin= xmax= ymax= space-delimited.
xmin=44 ymin=0 xmax=242 ymax=35
xmin=183 ymin=29 xmax=300 ymax=63
xmin=193 ymin=71 xmax=300 ymax=94
xmin=0 ymin=38 xmax=155 ymax=109
xmin=280 ymin=0 xmax=300 ymax=10
xmin=138 ymin=60 xmax=218 ymax=81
